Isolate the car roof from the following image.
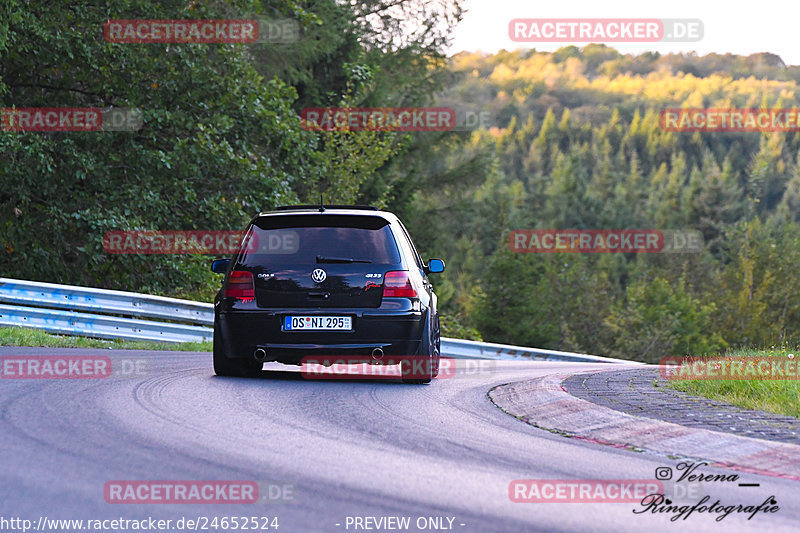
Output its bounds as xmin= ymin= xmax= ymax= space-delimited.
xmin=256 ymin=207 xmax=398 ymax=222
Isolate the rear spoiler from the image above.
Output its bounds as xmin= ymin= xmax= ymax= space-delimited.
xmin=274 ymin=205 xmax=379 ymax=212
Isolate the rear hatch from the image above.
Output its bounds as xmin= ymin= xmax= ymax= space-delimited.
xmin=236 ymin=214 xmax=402 ymax=308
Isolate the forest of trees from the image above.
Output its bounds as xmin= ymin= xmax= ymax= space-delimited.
xmin=406 ymin=46 xmax=800 ymax=362
xmin=0 ymin=0 xmax=463 ymax=295
xmin=3 ymin=2 xmax=800 ymax=362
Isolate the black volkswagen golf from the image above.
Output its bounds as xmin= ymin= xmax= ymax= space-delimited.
xmin=211 ymin=205 xmax=445 ymax=383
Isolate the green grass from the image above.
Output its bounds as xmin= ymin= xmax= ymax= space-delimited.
xmin=0 ymin=327 xmax=212 ymax=352
xmin=667 ymin=347 xmax=800 ymax=419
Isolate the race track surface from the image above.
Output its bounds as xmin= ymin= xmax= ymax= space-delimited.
xmin=0 ymin=347 xmax=797 ymax=532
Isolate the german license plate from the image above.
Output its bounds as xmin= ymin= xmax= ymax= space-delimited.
xmin=284 ymin=316 xmax=352 ymax=331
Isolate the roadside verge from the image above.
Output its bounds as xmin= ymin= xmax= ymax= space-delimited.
xmin=488 ymin=368 xmax=800 ymax=481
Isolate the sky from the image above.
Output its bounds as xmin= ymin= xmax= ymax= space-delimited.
xmin=448 ymin=0 xmax=800 ymax=66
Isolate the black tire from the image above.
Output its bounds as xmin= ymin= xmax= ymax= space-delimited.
xmin=402 ymin=313 xmax=440 ymax=384
xmin=213 ymin=325 xmax=262 ymax=377
xmin=431 ymin=315 xmax=441 ymax=378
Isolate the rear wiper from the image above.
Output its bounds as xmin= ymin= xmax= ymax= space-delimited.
xmin=316 ymin=255 xmax=372 ymax=264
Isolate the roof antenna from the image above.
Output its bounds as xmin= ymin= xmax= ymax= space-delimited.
xmin=318 ymin=191 xmax=325 ymax=212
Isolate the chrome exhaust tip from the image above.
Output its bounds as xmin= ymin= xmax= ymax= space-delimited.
xmin=254 ymin=348 xmax=267 ymax=362
xmin=371 ymin=347 xmax=384 ymax=360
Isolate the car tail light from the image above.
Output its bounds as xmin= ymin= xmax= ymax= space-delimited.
xmin=383 ymin=270 xmax=418 ymax=298
xmin=225 ymin=270 xmax=255 ymax=299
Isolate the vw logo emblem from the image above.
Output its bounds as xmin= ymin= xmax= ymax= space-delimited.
xmin=311 ymin=269 xmax=327 ymax=283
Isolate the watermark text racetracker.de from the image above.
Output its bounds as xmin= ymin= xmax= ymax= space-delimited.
xmin=0 ymin=355 xmax=148 ymax=379
xmin=509 ymin=18 xmax=702 ymax=43
xmin=104 ymin=229 xmax=305 ymax=255
xmin=509 ymin=480 xmax=663 ymax=502
xmin=103 ymin=230 xmax=256 ymax=255
xmin=1 ymin=107 xmax=142 ymax=132
xmin=103 ymin=19 xmax=300 ymax=44
xmin=300 ymin=356 xmax=494 ymax=380
xmin=508 ymin=229 xmax=703 ymax=253
xmin=300 ymin=107 xmax=495 ymax=132
xmin=661 ymin=108 xmax=800 ymax=132
xmin=104 ymin=480 xmax=294 ymax=504
xmin=660 ymin=356 xmax=800 ymax=380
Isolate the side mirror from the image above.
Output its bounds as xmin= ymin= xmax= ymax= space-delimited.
xmin=426 ymin=258 xmax=445 ymax=274
xmin=211 ymin=259 xmax=230 ymax=274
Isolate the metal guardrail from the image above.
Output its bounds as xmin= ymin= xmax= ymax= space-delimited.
xmin=0 ymin=304 xmax=212 ymax=343
xmin=0 ymin=278 xmax=633 ymax=362
xmin=440 ymin=338 xmax=635 ymax=364
xmin=0 ymin=277 xmax=214 ymax=344
xmin=0 ymin=277 xmax=213 ymax=324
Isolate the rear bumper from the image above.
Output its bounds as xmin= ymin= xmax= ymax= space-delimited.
xmin=215 ymin=308 xmax=426 ymax=364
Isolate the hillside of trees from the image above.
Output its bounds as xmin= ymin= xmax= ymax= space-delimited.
xmin=402 ymin=46 xmax=800 ymax=361
xmin=3 ymin=2 xmax=800 ymax=362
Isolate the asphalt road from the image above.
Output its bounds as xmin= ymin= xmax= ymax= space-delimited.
xmin=0 ymin=347 xmax=797 ymax=532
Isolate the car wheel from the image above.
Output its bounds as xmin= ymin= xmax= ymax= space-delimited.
xmin=402 ymin=314 xmax=438 ymax=384
xmin=432 ymin=315 xmax=441 ymax=378
xmin=213 ymin=324 xmax=262 ymax=377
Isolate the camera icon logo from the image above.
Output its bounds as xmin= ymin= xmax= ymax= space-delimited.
xmin=655 ymin=467 xmax=673 ymax=480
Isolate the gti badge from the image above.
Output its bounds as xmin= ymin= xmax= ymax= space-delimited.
xmin=311 ymin=268 xmax=327 ymax=283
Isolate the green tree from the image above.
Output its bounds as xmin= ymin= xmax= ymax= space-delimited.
xmin=717 ymin=219 xmax=800 ymax=346
xmin=605 ymin=277 xmax=725 ymax=362
xmin=1 ymin=0 xmax=315 ymax=297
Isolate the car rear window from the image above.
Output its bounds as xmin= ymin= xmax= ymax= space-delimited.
xmin=238 ymin=214 xmax=401 ymax=266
